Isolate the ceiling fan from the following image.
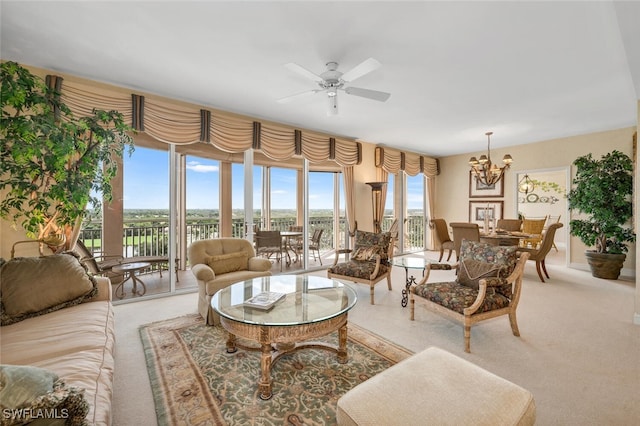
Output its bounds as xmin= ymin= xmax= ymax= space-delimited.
xmin=277 ymin=58 xmax=391 ymax=115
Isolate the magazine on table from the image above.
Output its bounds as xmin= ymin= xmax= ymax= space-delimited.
xmin=243 ymin=291 xmax=286 ymax=310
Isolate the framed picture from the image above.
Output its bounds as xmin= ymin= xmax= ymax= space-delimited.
xmin=469 ymin=200 xmax=504 ymax=226
xmin=469 ymin=171 xmax=504 ymax=198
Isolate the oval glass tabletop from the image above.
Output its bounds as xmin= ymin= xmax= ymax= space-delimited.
xmin=211 ymin=275 xmax=357 ymax=327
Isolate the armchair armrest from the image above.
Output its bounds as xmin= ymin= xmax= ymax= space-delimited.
xmin=331 ymin=249 xmax=353 ymax=266
xmin=87 ymin=277 xmax=113 ymax=302
xmin=248 ymin=256 xmax=272 ymax=272
xmin=191 ymin=263 xmax=215 ymax=282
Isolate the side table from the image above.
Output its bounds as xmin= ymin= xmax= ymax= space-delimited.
xmin=393 ymin=257 xmax=430 ymax=307
xmin=112 ymin=261 xmax=150 ymax=299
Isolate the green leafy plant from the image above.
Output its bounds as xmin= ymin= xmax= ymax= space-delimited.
xmin=567 ymin=150 xmax=635 ymax=254
xmin=1 ymin=61 xmax=134 ymax=244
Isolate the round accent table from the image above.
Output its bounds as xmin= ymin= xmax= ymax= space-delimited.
xmin=112 ymin=261 xmax=150 ymax=299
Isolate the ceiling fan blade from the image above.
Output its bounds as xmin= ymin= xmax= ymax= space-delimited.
xmin=277 ymin=89 xmax=321 ymax=103
xmin=341 ymin=58 xmax=381 ymax=82
xmin=284 ymin=62 xmax=324 ymax=83
xmin=344 ymin=86 xmax=391 ymax=102
xmin=327 ymin=95 xmax=338 ymax=116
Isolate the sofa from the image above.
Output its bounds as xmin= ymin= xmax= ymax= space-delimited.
xmin=188 ymin=238 xmax=272 ymax=325
xmin=0 ymin=253 xmax=115 ymax=425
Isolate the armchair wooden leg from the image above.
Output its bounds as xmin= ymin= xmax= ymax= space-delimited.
xmin=386 ymin=275 xmax=392 ymax=291
xmin=370 ymin=286 xmax=375 ymax=305
xmin=438 ymin=249 xmax=444 ymax=262
xmin=464 ymin=325 xmax=471 ymax=353
xmin=446 ymin=250 xmax=452 ymax=261
xmin=509 ymin=312 xmax=520 ymax=337
xmin=410 ymin=295 xmax=415 ymax=320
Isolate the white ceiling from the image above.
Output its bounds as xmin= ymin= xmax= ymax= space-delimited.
xmin=1 ymin=1 xmax=639 ymax=157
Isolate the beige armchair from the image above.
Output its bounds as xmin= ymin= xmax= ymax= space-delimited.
xmin=188 ymin=238 xmax=272 ymax=325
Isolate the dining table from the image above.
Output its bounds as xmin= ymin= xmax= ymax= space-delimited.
xmin=479 ymin=231 xmax=532 ymax=247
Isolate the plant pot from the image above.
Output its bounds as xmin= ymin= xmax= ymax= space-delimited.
xmin=584 ymin=251 xmax=626 ymax=280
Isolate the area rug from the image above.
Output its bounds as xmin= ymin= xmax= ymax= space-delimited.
xmin=140 ymin=314 xmax=412 ymax=426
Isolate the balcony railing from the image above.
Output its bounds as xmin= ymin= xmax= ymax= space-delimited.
xmin=79 ymin=215 xmax=426 ymax=263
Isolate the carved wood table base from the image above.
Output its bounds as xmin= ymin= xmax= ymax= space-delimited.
xmin=220 ymin=313 xmax=349 ymax=400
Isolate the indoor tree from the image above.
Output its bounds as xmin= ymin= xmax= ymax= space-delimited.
xmin=1 ymin=61 xmax=134 ymax=251
xmin=567 ymin=149 xmax=635 ymax=278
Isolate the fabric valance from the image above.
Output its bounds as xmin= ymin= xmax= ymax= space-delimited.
xmin=375 ymin=146 xmax=440 ymax=177
xmin=49 ymin=71 xmax=374 ymax=167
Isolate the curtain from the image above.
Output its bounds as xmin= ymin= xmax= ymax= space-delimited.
xmin=376 ymin=168 xmax=389 ymax=232
xmin=343 ymin=166 xmax=356 ymax=247
xmin=426 ymin=175 xmax=436 ymax=250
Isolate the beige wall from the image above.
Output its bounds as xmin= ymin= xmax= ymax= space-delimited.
xmin=436 ymin=126 xmax=637 ymax=273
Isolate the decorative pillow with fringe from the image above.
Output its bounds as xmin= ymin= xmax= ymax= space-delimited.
xmin=0 ymin=252 xmax=97 ymax=326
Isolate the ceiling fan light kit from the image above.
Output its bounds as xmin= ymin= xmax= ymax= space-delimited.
xmin=279 ymin=57 xmax=391 ymax=115
xmin=469 ymin=131 xmax=513 ymax=186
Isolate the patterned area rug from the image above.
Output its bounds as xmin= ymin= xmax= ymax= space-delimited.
xmin=140 ymin=314 xmax=412 ymax=426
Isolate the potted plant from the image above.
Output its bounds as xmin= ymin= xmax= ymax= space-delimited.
xmin=567 ymin=150 xmax=635 ymax=279
xmin=1 ymin=61 xmax=134 ymax=252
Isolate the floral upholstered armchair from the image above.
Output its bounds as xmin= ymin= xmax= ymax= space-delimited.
xmin=327 ymin=229 xmax=394 ymax=304
xmin=410 ymin=239 xmax=529 ymax=352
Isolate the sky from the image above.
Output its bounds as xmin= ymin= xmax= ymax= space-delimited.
xmin=123 ymin=146 xmax=423 ymax=211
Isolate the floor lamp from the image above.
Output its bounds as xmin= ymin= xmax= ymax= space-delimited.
xmin=366 ymin=182 xmax=387 ymax=233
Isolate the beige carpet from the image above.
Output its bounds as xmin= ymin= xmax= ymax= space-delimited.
xmin=113 ymin=248 xmax=640 ymax=425
xmin=139 ymin=314 xmax=411 ymax=425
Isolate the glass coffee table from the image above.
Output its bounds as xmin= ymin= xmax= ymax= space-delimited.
xmin=211 ymin=275 xmax=358 ymax=400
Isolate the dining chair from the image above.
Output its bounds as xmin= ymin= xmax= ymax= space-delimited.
xmin=496 ymin=219 xmax=522 ymax=232
xmin=518 ymin=222 xmax=564 ymax=282
xmin=308 ymin=228 xmax=324 ymax=264
xmin=450 ymin=222 xmax=480 ymax=261
xmin=429 ymin=218 xmax=454 ymax=262
xmin=521 ymin=216 xmax=548 ymax=248
xmin=254 ymin=230 xmax=287 ymax=271
xmin=543 ymin=215 xmax=561 ymax=252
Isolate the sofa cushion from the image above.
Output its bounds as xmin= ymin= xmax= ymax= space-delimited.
xmin=0 ymin=364 xmax=89 ymax=426
xmin=206 ymin=251 xmax=248 ymax=275
xmin=0 ymin=252 xmax=98 ymax=326
xmin=457 ymin=240 xmax=517 ymax=299
xmin=328 ymin=260 xmax=389 ymax=280
xmin=413 ymin=281 xmax=510 ymax=314
xmin=0 ymin=300 xmax=116 ymax=425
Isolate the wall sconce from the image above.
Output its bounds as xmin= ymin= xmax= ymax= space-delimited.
xmin=366 ymin=181 xmax=387 ymax=233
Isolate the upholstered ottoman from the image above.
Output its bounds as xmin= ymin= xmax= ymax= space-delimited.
xmin=336 ymin=346 xmax=536 ymax=426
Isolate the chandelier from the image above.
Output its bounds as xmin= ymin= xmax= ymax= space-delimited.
xmin=468 ymin=131 xmax=512 ymax=186
xmin=518 ymin=174 xmax=535 ymax=194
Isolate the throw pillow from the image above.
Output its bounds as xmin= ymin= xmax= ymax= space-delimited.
xmin=352 ymin=246 xmax=380 ymax=261
xmin=0 ymin=252 xmax=98 ymax=326
xmin=353 ymin=230 xmax=391 ymax=263
xmin=206 ymin=251 xmax=249 ymax=275
xmin=457 ymin=258 xmax=503 ymax=290
xmin=0 ymin=364 xmax=89 ymax=426
xmin=458 ymin=240 xmax=518 ymax=298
